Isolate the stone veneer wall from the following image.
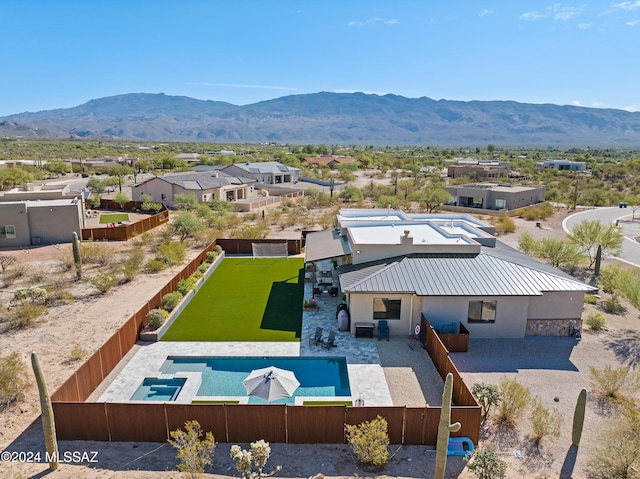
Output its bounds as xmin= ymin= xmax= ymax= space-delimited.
xmin=526 ymin=318 xmax=582 ymax=336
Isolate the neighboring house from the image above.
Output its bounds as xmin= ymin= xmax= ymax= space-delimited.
xmin=0 ymin=197 xmax=84 ymax=247
xmin=445 ymin=183 xmax=546 ymax=210
xmin=302 ymin=156 xmax=360 ymax=168
xmin=305 ymin=208 xmax=595 ymax=339
xmin=447 ymin=160 xmax=511 ymax=179
xmin=130 ymin=171 xmax=256 ymax=208
xmin=222 ymin=161 xmax=300 ymax=185
xmin=536 ymin=159 xmax=587 ymax=171
xmin=174 ymin=153 xmax=201 ymax=163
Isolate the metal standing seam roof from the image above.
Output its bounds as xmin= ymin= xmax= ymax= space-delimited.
xmin=304 ymin=230 xmax=353 ymax=263
xmin=341 ymin=255 xmax=597 ymax=296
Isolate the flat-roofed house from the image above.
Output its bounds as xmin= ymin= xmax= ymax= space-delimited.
xmin=303 ymin=156 xmax=360 ymax=168
xmin=305 ymin=208 xmax=595 ymax=339
xmin=445 ymin=182 xmax=546 ymax=210
xmin=130 ymin=171 xmax=256 ymax=208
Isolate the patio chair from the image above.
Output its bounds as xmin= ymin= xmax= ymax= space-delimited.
xmin=330 ymin=287 xmax=339 ymax=297
xmin=321 ymin=330 xmax=337 ymax=349
xmin=309 ymin=326 xmax=324 ymax=345
xmin=378 ymin=320 xmax=390 ymax=341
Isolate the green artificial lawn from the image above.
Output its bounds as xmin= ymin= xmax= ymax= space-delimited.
xmin=99 ymin=213 xmax=130 ymax=224
xmin=161 ymin=257 xmax=304 ymax=342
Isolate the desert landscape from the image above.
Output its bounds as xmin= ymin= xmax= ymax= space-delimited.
xmin=1 ymin=206 xmax=639 ymax=479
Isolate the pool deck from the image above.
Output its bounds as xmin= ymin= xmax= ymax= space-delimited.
xmin=96 ymin=260 xmax=394 ymax=406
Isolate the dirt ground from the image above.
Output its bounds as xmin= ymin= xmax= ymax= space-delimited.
xmin=1 ymin=207 xmax=639 ymax=479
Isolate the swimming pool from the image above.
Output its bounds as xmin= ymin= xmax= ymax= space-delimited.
xmin=161 ymin=356 xmax=351 ymax=404
xmin=130 ymin=378 xmax=186 ymax=401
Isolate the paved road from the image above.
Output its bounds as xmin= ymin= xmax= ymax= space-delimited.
xmin=563 ymin=206 xmax=640 ymax=267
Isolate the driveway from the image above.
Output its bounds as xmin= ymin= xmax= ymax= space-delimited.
xmin=563 ymin=206 xmax=640 ymax=267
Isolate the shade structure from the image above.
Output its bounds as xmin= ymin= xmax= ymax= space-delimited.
xmin=242 ymin=366 xmax=300 ymax=402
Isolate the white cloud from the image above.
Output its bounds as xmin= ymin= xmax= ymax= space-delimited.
xmin=591 ymin=101 xmax=604 ymax=107
xmin=613 ymin=1 xmax=640 ymax=10
xmin=479 ymin=9 xmax=492 ymax=16
xmin=624 ymin=105 xmax=639 ymax=111
xmin=547 ymin=4 xmax=583 ymax=21
xmin=572 ymin=100 xmax=582 ymax=106
xmin=333 ymin=89 xmax=388 ymax=96
xmin=348 ymin=17 xmax=398 ymax=27
xmin=578 ymin=22 xmax=592 ymax=28
xmin=520 ymin=11 xmax=546 ymax=20
xmin=626 ymin=19 xmax=640 ymax=25
xmin=191 ymin=83 xmax=298 ymax=92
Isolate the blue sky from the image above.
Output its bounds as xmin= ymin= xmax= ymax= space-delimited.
xmin=1 ymin=1 xmax=639 ymax=116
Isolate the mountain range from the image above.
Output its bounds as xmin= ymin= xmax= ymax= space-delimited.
xmin=2 ymin=92 xmax=640 ymax=147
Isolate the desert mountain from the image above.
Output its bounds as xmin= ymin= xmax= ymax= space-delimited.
xmin=2 ymin=92 xmax=640 ymax=146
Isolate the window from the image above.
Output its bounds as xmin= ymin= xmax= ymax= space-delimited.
xmin=0 ymin=225 xmax=16 ymax=239
xmin=161 ymin=194 xmax=167 ymax=201
xmin=495 ymin=199 xmax=507 ymax=209
xmin=468 ymin=300 xmax=497 ymax=323
xmin=373 ymin=298 xmax=401 ymax=320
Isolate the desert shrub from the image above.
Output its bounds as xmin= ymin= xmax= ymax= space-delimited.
xmin=586 ymin=312 xmax=606 ymax=330
xmin=198 ymin=262 xmax=208 ymax=274
xmin=230 ymin=439 xmax=281 ymax=479
xmin=29 ymin=267 xmax=47 ymax=283
xmin=145 ymin=258 xmax=166 ymax=273
xmin=603 ymin=294 xmax=622 ymax=314
xmin=205 ymin=251 xmax=216 ymax=263
xmin=599 ymin=264 xmax=623 ymax=293
xmin=177 ymin=278 xmax=196 ymax=296
xmin=465 ymin=445 xmax=507 ymax=479
xmin=495 ymin=377 xmax=531 ymax=426
xmin=587 ymin=399 xmax=640 ymax=479
xmin=89 ymin=271 xmax=118 ymax=294
xmin=0 ymin=255 xmax=16 ymax=273
xmin=69 ymin=344 xmax=88 ymax=362
xmin=472 ymin=382 xmax=501 ymax=424
xmin=2 ymin=261 xmax=28 ymax=286
xmin=214 ymin=245 xmax=223 ymax=255
xmin=121 ymin=260 xmax=141 ymax=283
xmin=80 ymin=242 xmax=115 ymax=266
xmin=590 ymin=364 xmax=640 ymax=402
xmin=168 ymin=420 xmax=216 ymax=479
xmin=529 ymin=397 xmax=562 ymax=447
xmin=44 ymin=281 xmax=75 ymax=305
xmin=517 ymin=231 xmax=536 ymax=255
xmin=584 ymin=294 xmax=598 ymax=305
xmin=162 ymin=291 xmax=183 ymax=312
xmin=0 ymin=352 xmax=29 ymax=412
xmin=157 ymin=241 xmax=187 ymax=266
xmin=518 ymin=202 xmax=554 ymax=221
xmin=492 ymin=215 xmax=516 ymax=235
xmin=146 ymin=309 xmax=167 ymax=330
xmin=344 ymin=415 xmax=390 ymax=468
xmin=11 ymin=287 xmax=47 ymax=306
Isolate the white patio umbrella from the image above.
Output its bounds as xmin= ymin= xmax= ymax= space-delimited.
xmin=242 ymin=366 xmax=300 ymax=402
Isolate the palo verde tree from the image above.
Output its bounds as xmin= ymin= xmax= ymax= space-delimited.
xmin=567 ymin=219 xmax=623 ymax=268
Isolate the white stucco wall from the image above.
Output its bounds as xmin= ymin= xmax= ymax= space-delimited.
xmin=351 ymin=242 xmax=480 ymax=265
xmin=132 ymin=179 xmax=174 ymax=206
xmin=528 ymin=291 xmax=584 ymax=319
xmin=347 ymin=293 xmax=416 ymax=337
xmin=423 ymin=295 xmax=530 ymax=338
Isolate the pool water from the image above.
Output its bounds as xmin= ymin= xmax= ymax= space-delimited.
xmin=162 ymin=356 xmax=351 ymax=404
xmin=131 ymin=378 xmax=186 ymax=401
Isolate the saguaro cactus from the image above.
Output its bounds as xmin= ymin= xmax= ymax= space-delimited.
xmin=594 ymin=245 xmax=602 ymax=277
xmin=31 ymin=352 xmax=59 ymax=470
xmin=434 ymin=373 xmax=461 ymax=479
xmin=72 ymin=231 xmax=82 ymax=279
xmin=571 ymin=388 xmax=587 ymax=447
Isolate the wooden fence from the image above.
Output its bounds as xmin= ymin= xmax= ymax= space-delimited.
xmin=52 ymin=402 xmax=480 ymax=445
xmin=421 ymin=315 xmax=478 ymax=407
xmin=49 ymin=245 xmax=479 ymax=445
xmin=436 ymin=322 xmax=470 ymax=353
xmin=82 ymin=199 xmax=169 ymax=241
xmin=215 ymin=238 xmax=302 ymax=256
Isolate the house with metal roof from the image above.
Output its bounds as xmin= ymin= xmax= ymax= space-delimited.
xmin=221 ymin=161 xmax=300 ymax=185
xmin=130 ymin=171 xmax=256 ymax=208
xmin=305 ymin=209 xmax=596 ymax=339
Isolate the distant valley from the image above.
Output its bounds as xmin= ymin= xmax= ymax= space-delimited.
xmin=2 ymin=92 xmax=640 ymax=147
